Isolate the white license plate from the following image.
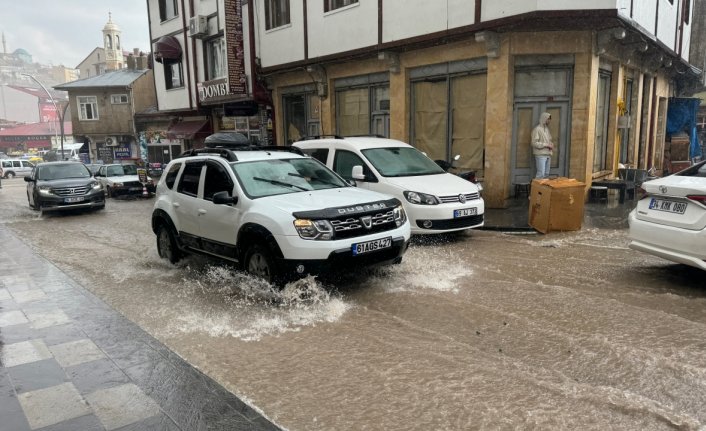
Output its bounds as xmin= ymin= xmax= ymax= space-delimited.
xmin=649 ymin=198 xmax=686 ymax=214
xmin=64 ymin=196 xmax=85 ymax=203
xmin=352 ymin=237 xmax=392 ymax=256
xmin=454 ymin=208 xmax=477 ymax=218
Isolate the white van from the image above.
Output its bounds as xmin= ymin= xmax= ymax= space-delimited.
xmin=53 ymin=143 xmax=83 ymax=161
xmin=294 ymin=136 xmax=485 ymax=235
xmin=1 ymin=159 xmax=35 ymax=178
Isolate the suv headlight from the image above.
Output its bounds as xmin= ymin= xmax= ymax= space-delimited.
xmin=403 ymin=191 xmax=439 ymax=205
xmin=38 ymin=185 xmax=53 ymax=196
xmin=294 ymin=219 xmax=334 ymax=240
xmin=90 ymin=181 xmax=102 ymax=191
xmin=393 ymin=205 xmax=406 ymax=227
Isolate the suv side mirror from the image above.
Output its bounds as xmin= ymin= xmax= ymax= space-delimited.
xmin=24 ymin=176 xmax=34 ymax=182
xmin=351 ymin=165 xmax=365 ymax=181
xmin=213 ymin=190 xmax=238 ymax=205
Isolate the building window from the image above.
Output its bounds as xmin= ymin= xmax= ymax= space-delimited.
xmin=165 ymin=61 xmax=184 ymax=89
xmin=283 ymin=92 xmax=320 ymax=144
xmin=106 ymin=35 xmax=112 ymax=49
xmin=159 ymin=0 xmax=178 ymax=21
xmin=324 ymin=0 xmax=358 ymax=12
xmin=111 ymin=94 xmax=129 ymax=104
xmin=78 ymin=96 xmax=99 ymax=120
xmin=206 ymin=37 xmax=226 ymax=80
xmin=684 ymin=0 xmax=691 ymax=24
xmin=116 ymin=35 xmax=121 ymax=50
xmin=265 ymin=0 xmax=290 ymax=30
xmin=336 ymin=84 xmax=389 ymax=137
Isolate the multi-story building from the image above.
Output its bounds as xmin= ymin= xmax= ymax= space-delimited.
xmin=147 ymin=0 xmax=701 ymax=208
xmin=147 ymin=0 xmax=271 ymax=153
xmin=55 ymin=54 xmax=156 ymax=164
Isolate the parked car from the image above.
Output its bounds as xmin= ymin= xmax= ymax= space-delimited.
xmin=1 ymin=159 xmax=35 ymax=178
xmin=94 ymin=163 xmax=155 ymax=197
xmin=628 ymin=160 xmax=706 ymax=270
xmin=293 ymin=136 xmax=485 ymax=235
xmin=24 ymin=162 xmax=105 ymax=212
xmin=151 ymin=145 xmax=411 ymax=284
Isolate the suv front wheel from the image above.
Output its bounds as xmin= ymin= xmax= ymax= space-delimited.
xmin=244 ymin=244 xmax=279 ymax=284
xmin=156 ymin=224 xmax=182 ymax=264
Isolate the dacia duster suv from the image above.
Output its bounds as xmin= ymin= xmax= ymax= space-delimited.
xmin=151 ymin=146 xmax=411 ymax=283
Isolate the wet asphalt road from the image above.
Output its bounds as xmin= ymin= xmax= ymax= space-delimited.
xmin=1 ymin=177 xmax=705 ymax=430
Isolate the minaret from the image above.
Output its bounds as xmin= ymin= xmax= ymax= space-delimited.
xmin=2 ymin=32 xmax=6 ymax=55
xmin=102 ymin=12 xmax=123 ymax=71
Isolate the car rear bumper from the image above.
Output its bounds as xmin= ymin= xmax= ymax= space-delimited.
xmin=628 ymin=212 xmax=706 ymax=270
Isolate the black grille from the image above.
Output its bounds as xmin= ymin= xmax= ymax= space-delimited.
xmin=438 ymin=192 xmax=481 ymax=203
xmin=53 ymin=186 xmax=90 ymax=196
xmin=416 ymin=214 xmax=484 ymax=230
xmin=331 ymin=209 xmax=397 ymax=239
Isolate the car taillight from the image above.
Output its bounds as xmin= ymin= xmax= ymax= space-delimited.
xmin=637 ymin=186 xmax=649 ymax=200
xmin=687 ymin=195 xmax=706 ymax=205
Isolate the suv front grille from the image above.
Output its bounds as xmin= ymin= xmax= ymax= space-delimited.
xmin=54 ymin=186 xmax=89 ymax=196
xmin=331 ymin=209 xmax=396 ymax=239
xmin=439 ymin=192 xmax=481 ymax=203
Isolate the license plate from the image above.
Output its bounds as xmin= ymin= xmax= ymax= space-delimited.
xmin=64 ymin=196 xmax=85 ymax=203
xmin=454 ymin=208 xmax=477 ymax=218
xmin=352 ymin=237 xmax=392 ymax=256
xmin=648 ymin=198 xmax=687 ymax=214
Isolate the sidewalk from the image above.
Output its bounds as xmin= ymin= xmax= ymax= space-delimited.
xmin=0 ymin=225 xmax=279 ymax=431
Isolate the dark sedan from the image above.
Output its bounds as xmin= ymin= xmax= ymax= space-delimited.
xmin=25 ymin=162 xmax=105 ymax=212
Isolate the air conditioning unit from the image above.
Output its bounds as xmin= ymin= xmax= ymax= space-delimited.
xmin=104 ymin=136 xmax=119 ymax=147
xmin=189 ymin=15 xmax=208 ymax=38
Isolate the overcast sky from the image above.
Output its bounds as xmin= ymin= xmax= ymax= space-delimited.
xmin=1 ymin=0 xmax=151 ymax=68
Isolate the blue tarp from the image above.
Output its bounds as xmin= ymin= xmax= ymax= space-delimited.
xmin=667 ymin=98 xmax=701 ymax=159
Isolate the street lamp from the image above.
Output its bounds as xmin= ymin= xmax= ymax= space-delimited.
xmin=21 ymin=73 xmax=68 ymax=159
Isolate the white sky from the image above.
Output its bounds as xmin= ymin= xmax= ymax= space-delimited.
xmin=1 ymin=0 xmax=151 ymax=68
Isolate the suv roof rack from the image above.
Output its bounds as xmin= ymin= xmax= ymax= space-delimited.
xmin=297 ymin=135 xmax=344 ymax=141
xmin=177 ymin=145 xmax=304 ymax=161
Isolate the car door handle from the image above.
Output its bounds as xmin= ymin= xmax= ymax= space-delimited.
xmin=172 ymin=202 xmax=180 ymax=208
xmin=198 ymin=209 xmax=207 ymax=215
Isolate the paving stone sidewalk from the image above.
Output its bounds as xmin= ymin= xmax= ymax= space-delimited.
xmin=0 ymin=226 xmax=279 ymax=431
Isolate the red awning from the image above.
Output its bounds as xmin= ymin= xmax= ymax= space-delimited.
xmin=153 ymin=36 xmax=182 ymax=63
xmin=166 ymin=120 xmax=210 ymax=140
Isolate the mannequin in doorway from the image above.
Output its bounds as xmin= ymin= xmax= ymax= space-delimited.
xmin=531 ymin=112 xmax=554 ymax=179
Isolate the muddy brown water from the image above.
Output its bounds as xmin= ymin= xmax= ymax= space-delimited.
xmin=1 ymin=179 xmax=705 ymax=430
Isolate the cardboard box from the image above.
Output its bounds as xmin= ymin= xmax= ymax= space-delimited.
xmin=528 ymin=177 xmax=586 ymax=234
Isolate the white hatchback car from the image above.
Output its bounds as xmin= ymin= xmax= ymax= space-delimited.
xmin=628 ymin=160 xmax=706 ymax=270
xmin=294 ymin=137 xmax=484 ymax=235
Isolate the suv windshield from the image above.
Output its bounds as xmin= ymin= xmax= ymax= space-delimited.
xmin=37 ymin=164 xmax=91 ymax=180
xmin=361 ymin=147 xmax=445 ymax=177
xmin=232 ymin=158 xmax=347 ymax=198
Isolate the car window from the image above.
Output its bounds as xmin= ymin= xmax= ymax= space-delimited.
xmin=361 ymin=147 xmax=445 ymax=177
xmin=37 ymin=164 xmax=91 ymax=180
xmin=302 ymin=148 xmax=329 ymax=164
xmin=177 ymin=161 xmax=204 ymax=197
xmin=164 ymin=162 xmax=182 ymax=189
xmin=122 ymin=165 xmax=138 ymax=175
xmin=676 ymin=160 xmax=706 ymax=177
xmin=107 ymin=165 xmax=124 ymax=176
xmin=232 ymin=158 xmax=346 ymax=198
xmin=13 ymin=161 xmax=21 ymax=168
xmin=333 ymin=150 xmax=374 ymax=180
xmin=1 ymin=161 xmax=10 ymax=168
xmin=203 ymin=161 xmax=234 ymax=201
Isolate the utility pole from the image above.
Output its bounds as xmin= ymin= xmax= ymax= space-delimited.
xmin=21 ymin=74 xmax=66 ymax=158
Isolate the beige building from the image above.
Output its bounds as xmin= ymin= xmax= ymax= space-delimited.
xmin=256 ymin=1 xmax=701 ymax=208
xmin=75 ymin=13 xmax=126 ymax=79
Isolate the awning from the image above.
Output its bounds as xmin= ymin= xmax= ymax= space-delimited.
xmin=166 ymin=120 xmax=210 ymax=140
xmin=153 ymin=36 xmax=182 ymax=64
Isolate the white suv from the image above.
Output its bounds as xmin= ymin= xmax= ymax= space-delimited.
xmin=294 ymin=137 xmax=484 ymax=234
xmin=151 ymin=146 xmax=410 ymax=284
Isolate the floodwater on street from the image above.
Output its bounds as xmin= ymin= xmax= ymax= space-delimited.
xmin=1 ymin=177 xmax=705 ymax=430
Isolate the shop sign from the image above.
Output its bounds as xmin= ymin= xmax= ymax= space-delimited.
xmin=114 ymin=146 xmax=131 ymax=159
xmin=198 ymin=78 xmax=229 ymax=103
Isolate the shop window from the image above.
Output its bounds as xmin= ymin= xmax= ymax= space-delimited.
xmin=78 ymin=96 xmax=99 ymax=121
xmin=283 ymin=92 xmax=320 ymax=144
xmin=206 ymin=37 xmax=227 ymax=80
xmin=165 ymin=60 xmax=184 ymax=89
xmin=266 ymin=0 xmax=290 ymax=30
xmin=336 ymin=84 xmax=389 ymax=137
xmin=324 ymin=0 xmax=358 ymax=12
xmin=159 ymin=0 xmax=178 ymax=21
xmin=593 ymin=72 xmax=612 ymax=172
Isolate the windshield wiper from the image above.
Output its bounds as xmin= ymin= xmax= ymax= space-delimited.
xmin=253 ymin=176 xmax=308 ymax=191
xmin=288 ymin=172 xmax=341 ymax=187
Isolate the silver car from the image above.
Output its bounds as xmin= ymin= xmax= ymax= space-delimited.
xmin=2 ymin=159 xmax=35 ymax=178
